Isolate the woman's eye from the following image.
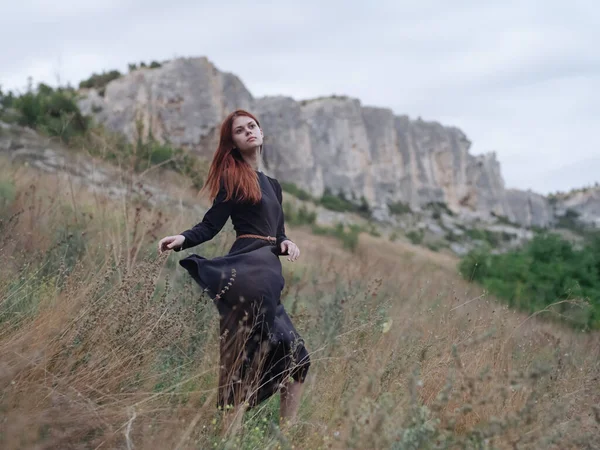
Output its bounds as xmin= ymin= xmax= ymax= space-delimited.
xmin=249 ymin=123 xmax=255 ymax=128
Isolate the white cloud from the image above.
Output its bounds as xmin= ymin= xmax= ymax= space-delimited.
xmin=1 ymin=0 xmax=598 ymax=194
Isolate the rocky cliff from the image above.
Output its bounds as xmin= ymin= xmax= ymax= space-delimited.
xmin=78 ymin=56 xmax=556 ymax=227
xmin=78 ymin=57 xmax=253 ymax=154
xmin=552 ymin=187 xmax=600 ymax=228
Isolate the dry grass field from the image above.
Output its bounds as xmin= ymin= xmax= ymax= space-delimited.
xmin=1 ymin=157 xmax=598 ymax=449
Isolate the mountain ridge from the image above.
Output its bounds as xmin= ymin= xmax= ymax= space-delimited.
xmin=74 ymin=56 xmax=598 ymax=229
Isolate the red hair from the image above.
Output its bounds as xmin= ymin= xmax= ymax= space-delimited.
xmin=202 ymin=110 xmax=262 ymax=204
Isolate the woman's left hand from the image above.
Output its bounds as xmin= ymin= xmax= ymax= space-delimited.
xmin=280 ymin=240 xmax=300 ymax=262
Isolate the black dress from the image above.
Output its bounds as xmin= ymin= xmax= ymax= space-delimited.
xmin=174 ymin=171 xmax=310 ymax=409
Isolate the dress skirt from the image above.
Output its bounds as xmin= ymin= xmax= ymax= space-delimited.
xmin=179 ymin=237 xmax=310 ymax=409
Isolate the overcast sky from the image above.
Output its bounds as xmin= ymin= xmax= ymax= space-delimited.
xmin=1 ymin=0 xmax=598 ymax=194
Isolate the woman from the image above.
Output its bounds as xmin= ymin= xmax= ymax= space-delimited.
xmin=158 ymin=110 xmax=310 ymax=429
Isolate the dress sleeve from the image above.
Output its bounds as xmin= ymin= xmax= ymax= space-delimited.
xmin=274 ymin=179 xmax=290 ymax=249
xmin=174 ymin=182 xmax=233 ymax=252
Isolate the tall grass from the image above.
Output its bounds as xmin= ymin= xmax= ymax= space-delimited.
xmin=1 ymin=158 xmax=599 ymax=449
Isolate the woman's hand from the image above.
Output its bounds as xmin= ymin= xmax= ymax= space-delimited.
xmin=158 ymin=235 xmax=185 ymax=253
xmin=280 ymin=240 xmax=300 ymax=262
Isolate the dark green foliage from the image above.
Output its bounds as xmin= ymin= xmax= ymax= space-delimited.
xmin=425 ymin=201 xmax=454 ymax=217
xmin=406 ymin=230 xmax=424 ymax=245
xmin=11 ymin=82 xmax=89 ymax=143
xmin=312 ymin=222 xmax=361 ymax=251
xmin=0 ymin=179 xmax=16 ymax=209
xmin=282 ymin=201 xmax=317 ymax=226
xmin=0 ymin=86 xmax=15 ymax=109
xmin=388 ymin=200 xmax=412 ymax=216
xmin=319 ymin=188 xmax=352 ymax=212
xmin=280 ymin=182 xmax=314 ymax=201
xmin=367 ymin=223 xmax=381 ymax=237
xmin=78 ymin=70 xmax=122 ymax=94
xmin=280 ymin=183 xmax=374 ymax=218
xmin=7 ymin=78 xmax=207 ymax=190
xmin=319 ymin=188 xmax=371 ymax=217
xmin=462 ymin=227 xmax=514 ymax=247
xmin=128 ymin=61 xmax=163 ymax=73
xmin=555 ymin=208 xmax=585 ymax=233
xmin=491 ymin=212 xmax=520 ymax=227
xmin=459 ymin=232 xmax=600 ymax=330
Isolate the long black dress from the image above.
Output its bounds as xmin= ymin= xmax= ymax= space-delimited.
xmin=174 ymin=171 xmax=310 ymax=409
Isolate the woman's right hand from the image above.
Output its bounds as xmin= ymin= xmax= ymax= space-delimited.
xmin=158 ymin=235 xmax=185 ymax=253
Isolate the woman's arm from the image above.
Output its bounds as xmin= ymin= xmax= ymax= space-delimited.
xmin=274 ymin=179 xmax=300 ymax=261
xmin=174 ymin=183 xmax=233 ymax=252
xmin=274 ymin=179 xmax=289 ymax=248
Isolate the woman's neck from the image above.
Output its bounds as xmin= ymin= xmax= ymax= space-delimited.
xmin=240 ymin=147 xmax=260 ymax=171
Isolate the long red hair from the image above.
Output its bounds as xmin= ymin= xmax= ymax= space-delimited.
xmin=202 ymin=110 xmax=262 ymax=204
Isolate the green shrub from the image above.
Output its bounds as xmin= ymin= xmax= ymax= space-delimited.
xmin=367 ymin=223 xmax=381 ymax=237
xmin=11 ymin=82 xmax=89 ymax=143
xmin=283 ymin=202 xmax=317 ymax=226
xmin=319 ymin=188 xmax=371 ymax=217
xmin=462 ymin=227 xmax=511 ymax=248
xmin=310 ymin=222 xmax=361 ymax=251
xmin=78 ymin=70 xmax=122 ymax=94
xmin=0 ymin=86 xmax=15 ymax=110
xmin=426 ymin=242 xmax=444 ymax=252
xmin=491 ymin=212 xmax=520 ymax=227
xmin=0 ymin=179 xmax=16 ymax=208
xmin=556 ymin=208 xmax=586 ymax=233
xmin=459 ymin=232 xmax=600 ymax=330
xmin=388 ymin=200 xmax=412 ymax=215
xmin=128 ymin=61 xmax=163 ymax=73
xmin=280 ymin=182 xmax=314 ymax=202
xmin=425 ymin=201 xmax=454 ymax=217
xmin=319 ymin=188 xmax=353 ymax=212
xmin=406 ymin=230 xmax=424 ymax=245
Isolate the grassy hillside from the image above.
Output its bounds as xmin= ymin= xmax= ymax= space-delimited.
xmin=1 ymin=156 xmax=599 ymax=450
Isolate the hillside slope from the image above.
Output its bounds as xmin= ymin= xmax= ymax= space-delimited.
xmin=1 ymin=141 xmax=598 ymax=449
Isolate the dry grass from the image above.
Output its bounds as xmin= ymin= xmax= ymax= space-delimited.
xmin=1 ymin=156 xmax=599 ymax=449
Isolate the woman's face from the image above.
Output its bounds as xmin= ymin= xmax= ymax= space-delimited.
xmin=231 ymin=116 xmax=263 ymax=152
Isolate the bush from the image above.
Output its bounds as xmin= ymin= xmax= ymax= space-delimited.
xmin=283 ymin=201 xmax=317 ymax=226
xmin=311 ymin=222 xmax=361 ymax=251
xmin=425 ymin=201 xmax=454 ymax=217
xmin=11 ymin=82 xmax=89 ymax=143
xmin=556 ymin=208 xmax=585 ymax=233
xmin=388 ymin=200 xmax=412 ymax=215
xmin=406 ymin=230 xmax=424 ymax=245
xmin=320 ymin=188 xmax=371 ymax=217
xmin=491 ymin=212 xmax=520 ymax=227
xmin=0 ymin=86 xmax=15 ymax=110
xmin=462 ymin=227 xmax=511 ymax=248
xmin=78 ymin=70 xmax=122 ymax=94
xmin=367 ymin=223 xmax=381 ymax=237
xmin=459 ymin=232 xmax=600 ymax=330
xmin=0 ymin=179 xmax=16 ymax=208
xmin=280 ymin=182 xmax=314 ymax=202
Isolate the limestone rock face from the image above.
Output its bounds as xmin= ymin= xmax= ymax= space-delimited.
xmin=505 ymin=189 xmax=555 ymax=228
xmin=78 ymin=57 xmax=253 ymax=156
xmin=252 ymin=96 xmax=324 ymax=197
xmin=553 ymin=186 xmax=600 ymax=227
xmin=76 ymin=56 xmax=589 ymax=228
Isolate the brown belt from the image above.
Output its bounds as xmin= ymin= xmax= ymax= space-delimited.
xmin=236 ymin=234 xmax=276 ymax=243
